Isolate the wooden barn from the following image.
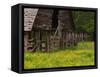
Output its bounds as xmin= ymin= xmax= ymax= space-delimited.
xmin=24 ymin=8 xmax=87 ymax=52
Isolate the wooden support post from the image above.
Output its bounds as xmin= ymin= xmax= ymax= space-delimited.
xmin=40 ymin=30 xmax=42 ymax=51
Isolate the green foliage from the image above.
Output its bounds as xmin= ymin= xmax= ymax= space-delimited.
xmin=24 ymin=41 xmax=94 ymax=69
xmin=73 ymin=11 xmax=95 ymax=32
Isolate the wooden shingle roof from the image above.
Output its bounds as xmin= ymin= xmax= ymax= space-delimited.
xmin=24 ymin=8 xmax=38 ymax=31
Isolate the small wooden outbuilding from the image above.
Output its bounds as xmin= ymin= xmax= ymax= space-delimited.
xmin=24 ymin=8 xmax=85 ymax=52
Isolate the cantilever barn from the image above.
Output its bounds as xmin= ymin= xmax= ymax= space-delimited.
xmin=24 ymin=8 xmax=87 ymax=52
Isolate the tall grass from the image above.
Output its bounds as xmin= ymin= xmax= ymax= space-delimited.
xmin=24 ymin=41 xmax=94 ymax=69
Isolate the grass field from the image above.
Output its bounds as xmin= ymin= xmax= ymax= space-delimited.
xmin=24 ymin=41 xmax=95 ymax=69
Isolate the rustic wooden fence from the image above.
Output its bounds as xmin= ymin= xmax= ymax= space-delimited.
xmin=24 ymin=29 xmax=93 ymax=52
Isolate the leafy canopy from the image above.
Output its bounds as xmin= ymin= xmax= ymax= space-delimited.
xmin=73 ymin=11 xmax=95 ymax=32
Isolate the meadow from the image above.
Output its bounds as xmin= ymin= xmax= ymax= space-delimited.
xmin=24 ymin=41 xmax=95 ymax=69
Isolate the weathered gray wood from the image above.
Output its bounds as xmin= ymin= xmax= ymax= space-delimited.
xmin=24 ymin=29 xmax=90 ymax=52
xmin=24 ymin=8 xmax=38 ymax=31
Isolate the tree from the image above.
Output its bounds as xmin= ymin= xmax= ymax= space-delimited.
xmin=72 ymin=11 xmax=95 ymax=32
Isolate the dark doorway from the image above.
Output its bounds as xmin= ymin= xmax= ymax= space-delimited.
xmin=52 ymin=9 xmax=59 ymax=29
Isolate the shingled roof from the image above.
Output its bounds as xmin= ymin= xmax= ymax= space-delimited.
xmin=24 ymin=8 xmax=38 ymax=31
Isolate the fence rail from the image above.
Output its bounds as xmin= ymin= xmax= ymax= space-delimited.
xmin=24 ymin=30 xmax=94 ymax=52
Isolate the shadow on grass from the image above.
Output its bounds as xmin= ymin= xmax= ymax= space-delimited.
xmin=25 ymin=41 xmax=94 ymax=53
xmin=26 ymin=46 xmax=78 ymax=54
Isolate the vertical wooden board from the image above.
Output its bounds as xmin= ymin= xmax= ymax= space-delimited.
xmin=24 ymin=32 xmax=29 ymax=51
xmin=58 ymin=10 xmax=75 ymax=31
